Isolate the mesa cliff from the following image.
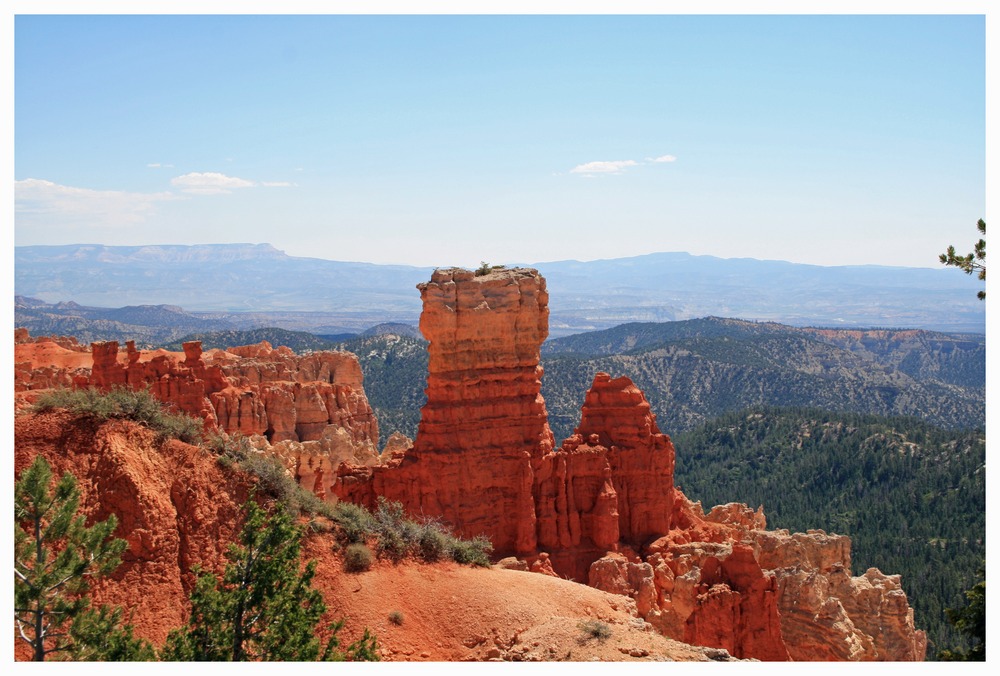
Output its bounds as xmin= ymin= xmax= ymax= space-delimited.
xmin=332 ymin=266 xmax=926 ymax=661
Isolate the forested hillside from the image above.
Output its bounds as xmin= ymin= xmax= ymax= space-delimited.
xmin=540 ymin=318 xmax=983 ymax=441
xmin=333 ymin=333 xmax=429 ymax=441
xmin=673 ymin=407 xmax=985 ymax=657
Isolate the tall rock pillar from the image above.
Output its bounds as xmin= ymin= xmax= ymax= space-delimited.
xmin=374 ymin=267 xmax=555 ymax=555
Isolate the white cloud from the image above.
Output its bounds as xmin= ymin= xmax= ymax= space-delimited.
xmin=649 ymin=154 xmax=677 ymax=163
xmin=15 ymin=178 xmax=176 ymax=227
xmin=570 ymin=160 xmax=638 ymax=175
xmin=147 ymin=162 xmax=174 ymax=168
xmin=171 ymin=172 xmax=256 ymax=195
xmin=260 ymin=181 xmax=294 ymax=188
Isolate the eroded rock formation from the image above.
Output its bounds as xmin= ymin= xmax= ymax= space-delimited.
xmin=13 ymin=410 xmax=250 ymax=649
xmin=533 ymin=372 xmax=676 ymax=581
xmin=14 ymin=330 xmax=381 ymax=490
xmin=335 ymin=268 xmax=554 ymax=554
xmin=331 ymin=266 xmax=926 ymax=661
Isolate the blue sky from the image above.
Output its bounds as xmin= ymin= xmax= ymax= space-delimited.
xmin=11 ymin=5 xmax=988 ymax=270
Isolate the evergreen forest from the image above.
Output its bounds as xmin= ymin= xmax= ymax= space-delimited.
xmin=673 ymin=406 xmax=985 ymax=657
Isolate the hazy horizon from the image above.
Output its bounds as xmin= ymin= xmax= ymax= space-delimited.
xmin=12 ymin=240 xmax=963 ymax=272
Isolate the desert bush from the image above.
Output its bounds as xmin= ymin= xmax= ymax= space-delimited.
xmin=32 ymin=386 xmax=203 ymax=443
xmin=577 ymin=619 xmax=612 ymax=641
xmin=330 ymin=498 xmax=493 ymax=567
xmin=388 ymin=611 xmax=404 ymax=626
xmin=371 ymin=497 xmax=422 ymax=561
xmin=448 ymin=535 xmax=493 ymax=567
xmin=239 ymin=453 xmax=298 ymax=505
xmin=417 ymin=525 xmax=450 ymax=562
xmin=374 ymin=528 xmax=408 ymax=562
xmin=475 ymin=262 xmax=506 ymax=276
xmin=333 ymin=501 xmax=378 ymax=544
xmin=205 ymin=431 xmax=254 ymax=464
xmin=343 ymin=543 xmax=374 ymax=573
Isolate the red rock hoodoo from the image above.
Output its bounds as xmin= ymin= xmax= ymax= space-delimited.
xmin=332 ymin=266 xmax=926 ymax=661
xmin=336 ymin=267 xmax=554 ymax=554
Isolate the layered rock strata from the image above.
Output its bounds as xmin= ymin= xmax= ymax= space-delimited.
xmin=336 ymin=268 xmax=554 ymax=554
xmin=16 ymin=331 xmax=381 ymax=499
xmin=331 ymin=266 xmax=926 ymax=661
xmin=84 ymin=339 xmax=378 ymax=451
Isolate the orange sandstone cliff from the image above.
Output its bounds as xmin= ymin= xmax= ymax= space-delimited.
xmin=14 ymin=333 xmax=381 ymax=499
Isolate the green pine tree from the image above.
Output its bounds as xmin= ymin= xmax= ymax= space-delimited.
xmin=69 ymin=606 xmax=157 ymax=661
xmin=14 ymin=455 xmax=141 ymax=661
xmin=161 ymin=496 xmax=378 ymax=661
xmin=937 ymin=568 xmax=986 ymax=661
xmin=940 ymin=218 xmax=986 ymax=300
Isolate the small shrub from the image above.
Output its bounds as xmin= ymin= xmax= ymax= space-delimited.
xmin=372 ymin=497 xmax=419 ymax=562
xmin=375 ymin=528 xmax=408 ymax=563
xmin=449 ymin=535 xmax=493 ymax=567
xmin=343 ymin=543 xmax=374 ymax=573
xmin=239 ymin=453 xmax=298 ymax=506
xmin=417 ymin=526 xmax=450 ymax=562
xmin=32 ymin=386 xmax=203 ymax=443
xmin=333 ymin=502 xmax=378 ymax=544
xmin=205 ymin=431 xmax=254 ymax=464
xmin=578 ymin=619 xmax=612 ymax=641
xmin=388 ymin=611 xmax=404 ymax=626
xmin=298 ymin=490 xmax=336 ymax=519
xmin=153 ymin=411 xmax=204 ymax=444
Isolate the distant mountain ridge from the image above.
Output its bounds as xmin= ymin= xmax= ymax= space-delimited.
xmin=14 ymin=243 xmax=986 ymax=334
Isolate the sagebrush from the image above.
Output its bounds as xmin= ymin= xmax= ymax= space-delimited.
xmin=32 ymin=386 xmax=202 ymax=444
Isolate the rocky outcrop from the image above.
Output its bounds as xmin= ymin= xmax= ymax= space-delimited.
xmin=532 ymin=373 xmax=676 ymax=581
xmin=753 ymin=528 xmax=928 ymax=661
xmin=330 ymin=266 xmax=926 ymax=661
xmin=16 ymin=331 xmax=381 ymax=487
xmin=264 ymin=427 xmax=379 ymax=501
xmin=82 ymin=339 xmax=378 ymax=451
xmin=334 ymin=268 xmax=554 ymax=555
xmin=14 ymin=410 xmax=250 ymax=648
xmin=589 ymin=493 xmax=927 ymax=661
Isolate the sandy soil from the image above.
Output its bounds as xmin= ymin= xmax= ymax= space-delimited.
xmin=305 ymin=535 xmax=729 ymax=662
